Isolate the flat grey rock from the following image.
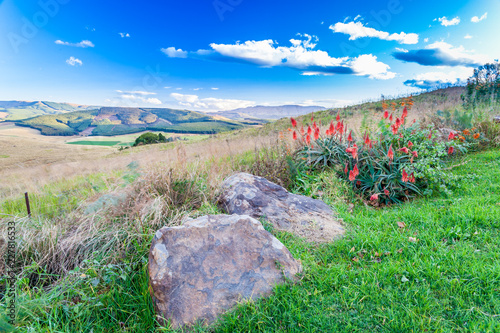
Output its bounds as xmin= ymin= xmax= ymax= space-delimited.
xmin=219 ymin=172 xmax=344 ymax=243
xmin=148 ymin=214 xmax=302 ymax=328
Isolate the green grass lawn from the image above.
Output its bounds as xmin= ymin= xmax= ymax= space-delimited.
xmin=8 ymin=149 xmax=500 ymax=332
xmin=66 ymin=140 xmax=122 ymax=146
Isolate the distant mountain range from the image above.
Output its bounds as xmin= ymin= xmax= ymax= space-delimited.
xmin=0 ymin=101 xmax=328 ymax=136
xmin=0 ymin=101 xmax=96 ymax=121
xmin=208 ymin=105 xmax=327 ymax=120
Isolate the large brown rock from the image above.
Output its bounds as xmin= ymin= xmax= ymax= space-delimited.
xmin=148 ymin=214 xmax=302 ymax=328
xmin=219 ymin=172 xmax=344 ymax=243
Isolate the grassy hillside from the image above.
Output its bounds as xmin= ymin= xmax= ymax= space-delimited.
xmin=16 ymin=107 xmax=246 ymax=136
xmin=0 ymin=101 xmax=96 ymax=121
xmin=1 ymin=85 xmax=500 ymax=332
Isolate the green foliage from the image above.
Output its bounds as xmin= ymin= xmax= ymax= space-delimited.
xmin=133 ymin=132 xmax=169 ymax=146
xmin=462 ymin=61 xmax=500 ymax=111
xmin=435 ymin=109 xmax=474 ymax=130
xmin=292 ymin=102 xmax=475 ymax=203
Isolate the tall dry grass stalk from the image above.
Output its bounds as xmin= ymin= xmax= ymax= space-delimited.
xmin=0 ymin=130 xmax=284 ymax=285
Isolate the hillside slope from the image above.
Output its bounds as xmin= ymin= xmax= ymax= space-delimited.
xmin=0 ymin=101 xmax=97 ymax=121
xmin=16 ymin=107 xmax=246 ymax=136
xmin=210 ymin=105 xmax=327 ymax=121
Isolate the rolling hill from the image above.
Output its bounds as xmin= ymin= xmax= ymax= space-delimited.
xmin=209 ymin=105 xmax=327 ymax=121
xmin=0 ymin=101 xmax=97 ymax=121
xmin=15 ymin=107 xmax=247 ymax=136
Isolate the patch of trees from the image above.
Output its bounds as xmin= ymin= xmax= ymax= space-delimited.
xmin=462 ymin=61 xmax=500 ymax=110
xmin=133 ymin=132 xmax=172 ymax=146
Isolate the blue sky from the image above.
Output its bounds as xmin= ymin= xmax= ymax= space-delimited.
xmin=0 ymin=0 xmax=498 ymax=111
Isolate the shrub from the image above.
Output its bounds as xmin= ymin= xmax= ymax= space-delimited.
xmin=289 ymin=97 xmax=479 ymax=204
xmin=132 ymin=132 xmax=168 ymax=146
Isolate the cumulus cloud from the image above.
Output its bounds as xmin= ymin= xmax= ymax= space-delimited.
xmin=115 ymin=90 xmax=162 ymax=105
xmin=464 ymin=34 xmax=473 ymax=39
xmin=206 ymin=38 xmax=395 ymax=79
xmin=115 ymin=90 xmax=156 ymax=96
xmin=170 ymin=93 xmax=255 ymax=111
xmin=404 ymin=68 xmax=473 ymax=89
xmin=471 ymin=12 xmax=487 ymax=23
xmin=66 ymin=57 xmax=82 ymax=66
xmin=211 ymin=87 xmax=219 ymax=90
xmin=393 ymin=41 xmax=492 ymax=67
xmin=437 ymin=16 xmax=460 ymax=26
xmin=329 ymin=21 xmax=419 ymax=44
xmin=55 ymin=40 xmax=94 ymax=48
xmin=161 ymin=47 xmax=188 ymax=58
xmin=119 ymin=32 xmax=130 ymax=38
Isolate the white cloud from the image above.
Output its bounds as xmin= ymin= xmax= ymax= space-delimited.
xmin=209 ymin=38 xmax=396 ymax=79
xmin=164 ymin=86 xmax=172 ymax=89
xmin=115 ymin=90 xmax=156 ymax=96
xmin=424 ymin=38 xmax=429 ymax=43
xmin=471 ymin=12 xmax=487 ymax=23
xmin=404 ymin=68 xmax=473 ymax=89
xmin=115 ymin=90 xmax=162 ymax=105
xmin=161 ymin=47 xmax=188 ymax=58
xmin=211 ymin=87 xmax=219 ymax=90
xmin=170 ymin=93 xmax=255 ymax=111
xmin=193 ymin=88 xmax=202 ymax=91
xmin=464 ymin=34 xmax=473 ymax=39
xmin=353 ymin=14 xmax=362 ymax=21
xmin=146 ymin=98 xmax=162 ymax=105
xmin=119 ymin=32 xmax=130 ymax=38
xmin=394 ymin=41 xmax=492 ymax=67
xmin=329 ymin=21 xmax=419 ymax=44
xmin=395 ymin=47 xmax=408 ymax=53
xmin=55 ymin=40 xmax=94 ymax=48
xmin=437 ymin=16 xmax=460 ymax=26
xmin=66 ymin=57 xmax=82 ymax=66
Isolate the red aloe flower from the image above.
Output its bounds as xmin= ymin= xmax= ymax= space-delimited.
xmin=389 ymin=114 xmax=393 ymax=122
xmin=356 ymin=180 xmax=361 ymax=186
xmin=370 ymin=193 xmax=379 ymax=201
xmin=313 ymin=121 xmax=317 ymax=129
xmin=336 ymin=113 xmax=340 ymax=121
xmin=408 ymin=141 xmax=413 ymax=148
xmin=388 ymin=145 xmax=394 ymax=161
xmin=399 ymin=147 xmax=409 ymax=154
xmin=428 ymin=130 xmax=432 ymax=139
xmin=353 ymin=163 xmax=359 ymax=176
xmin=348 ymin=170 xmax=356 ymax=181
xmin=292 ymin=131 xmax=297 ymax=140
xmin=384 ymin=188 xmax=390 ymax=196
xmin=448 ymin=132 xmax=455 ymax=140
xmin=412 ymin=151 xmax=418 ymax=158
xmin=364 ymin=134 xmax=370 ymax=146
xmin=391 ymin=124 xmax=399 ymax=134
xmin=306 ymin=134 xmax=311 ymax=145
xmin=395 ymin=117 xmax=401 ymax=126
xmin=402 ymin=106 xmax=408 ymax=118
xmin=369 ymin=140 xmax=373 ymax=149
xmin=307 ymin=126 xmax=312 ymax=135
xmin=326 ymin=129 xmax=330 ymax=136
xmin=448 ymin=146 xmax=454 ymax=155
xmin=409 ymin=172 xmax=415 ymax=183
xmin=402 ymin=169 xmax=409 ymax=182
xmin=344 ymin=163 xmax=348 ymax=175
xmin=300 ymin=126 xmax=305 ymax=136
xmin=291 ymin=117 xmax=297 ymax=128
xmin=383 ymin=110 xmax=389 ymax=119
xmin=311 ymin=112 xmax=314 ymax=121
xmin=347 ymin=131 xmax=353 ymax=142
xmin=314 ymin=128 xmax=320 ymax=140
